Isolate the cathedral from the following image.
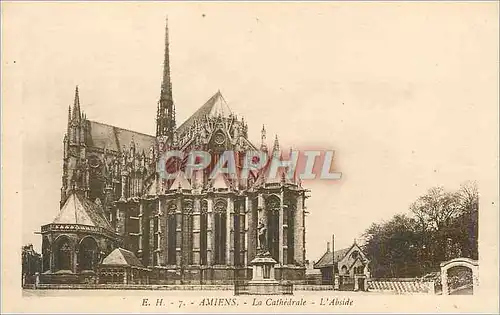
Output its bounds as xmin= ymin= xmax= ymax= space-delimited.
xmin=39 ymin=20 xmax=309 ymax=285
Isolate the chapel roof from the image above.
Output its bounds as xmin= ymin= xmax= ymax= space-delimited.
xmin=52 ymin=193 xmax=113 ymax=231
xmin=313 ymin=247 xmax=351 ymax=269
xmin=101 ymin=248 xmax=144 ymax=268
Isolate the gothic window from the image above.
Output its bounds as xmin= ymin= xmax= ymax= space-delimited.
xmin=286 ymin=201 xmax=295 ymax=265
xmin=350 ymin=251 xmax=359 ymax=260
xmin=142 ymin=202 xmax=152 ymax=266
xmin=153 ymin=216 xmax=159 ymax=250
xmin=200 ymin=200 xmax=208 ymax=265
xmin=233 ymin=201 xmax=241 ymax=266
xmin=55 ymin=237 xmax=72 ymax=271
xmin=183 ymin=199 xmax=194 ymax=264
xmin=128 ymin=205 xmax=140 ymax=254
xmin=266 ymin=196 xmax=280 ymax=261
xmin=214 ymin=199 xmax=227 ymax=265
xmin=239 ymin=202 xmax=246 ymax=265
xmin=78 ymin=237 xmax=98 ymax=271
xmin=167 ymin=203 xmax=177 ymax=265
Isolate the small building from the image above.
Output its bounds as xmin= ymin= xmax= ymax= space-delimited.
xmin=314 ymin=241 xmax=370 ymax=290
xmin=40 ymin=193 xmax=121 ymax=284
xmin=99 ymin=248 xmax=150 ymax=284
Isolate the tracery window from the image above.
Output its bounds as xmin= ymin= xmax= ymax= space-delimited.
xmin=78 ymin=237 xmax=98 ymax=271
xmin=166 ymin=203 xmax=177 ymax=265
xmin=55 ymin=237 xmax=72 ymax=271
xmin=182 ymin=199 xmax=194 ymax=264
xmin=238 ymin=201 xmax=246 ymax=266
xmin=233 ymin=201 xmax=241 ymax=266
xmin=200 ymin=200 xmax=208 ymax=265
xmin=214 ymin=199 xmax=227 ymax=265
xmin=266 ymin=196 xmax=280 ymax=261
xmin=286 ymin=200 xmax=295 ymax=265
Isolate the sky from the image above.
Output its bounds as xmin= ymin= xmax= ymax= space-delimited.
xmin=3 ymin=2 xmax=498 ymax=262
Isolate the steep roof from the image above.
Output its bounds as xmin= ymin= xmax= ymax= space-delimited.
xmin=177 ymin=91 xmax=232 ymax=135
xmin=52 ymin=193 xmax=113 ymax=231
xmin=170 ymin=171 xmax=192 ymax=190
xmin=253 ymin=154 xmax=299 ymax=188
xmin=313 ymin=248 xmax=350 ymax=269
xmin=212 ymin=173 xmax=230 ymax=190
xmin=101 ymin=248 xmax=144 ymax=267
xmin=86 ymin=120 xmax=155 ymax=153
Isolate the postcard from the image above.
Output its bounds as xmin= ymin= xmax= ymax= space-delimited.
xmin=2 ymin=1 xmax=498 ymax=313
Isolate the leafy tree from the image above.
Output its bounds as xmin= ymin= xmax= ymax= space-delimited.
xmin=364 ymin=181 xmax=478 ymax=278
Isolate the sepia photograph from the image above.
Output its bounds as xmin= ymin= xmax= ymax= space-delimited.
xmin=2 ymin=1 xmax=499 ymax=314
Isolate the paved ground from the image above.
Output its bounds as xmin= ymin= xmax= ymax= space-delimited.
xmin=22 ymin=289 xmax=403 ymax=297
xmin=450 ymin=287 xmax=473 ymax=295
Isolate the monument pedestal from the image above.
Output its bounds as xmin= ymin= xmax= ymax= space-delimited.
xmin=236 ymin=251 xmax=292 ymax=295
xmin=247 ymin=251 xmax=280 ymax=294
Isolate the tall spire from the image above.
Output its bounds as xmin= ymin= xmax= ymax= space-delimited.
xmin=156 ymin=16 xmax=176 ymax=139
xmin=72 ymin=85 xmax=81 ymax=121
xmin=161 ymin=16 xmax=172 ymax=102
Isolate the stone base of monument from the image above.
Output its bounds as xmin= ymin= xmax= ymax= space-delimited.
xmin=237 ymin=251 xmax=293 ymax=295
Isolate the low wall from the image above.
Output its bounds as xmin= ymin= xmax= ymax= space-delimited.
xmin=295 ymin=284 xmax=334 ymax=291
xmin=31 ymin=284 xmax=234 ymax=290
xmin=367 ymin=278 xmax=435 ymax=294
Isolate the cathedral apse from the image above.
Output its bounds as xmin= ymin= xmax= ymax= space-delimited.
xmin=39 ymin=19 xmax=310 ymax=285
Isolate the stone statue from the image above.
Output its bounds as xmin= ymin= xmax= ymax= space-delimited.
xmin=258 ymin=219 xmax=267 ymax=251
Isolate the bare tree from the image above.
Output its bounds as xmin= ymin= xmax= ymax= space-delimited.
xmin=410 ymin=186 xmax=462 ymax=231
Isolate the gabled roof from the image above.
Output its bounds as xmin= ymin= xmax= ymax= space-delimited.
xmin=170 ymin=171 xmax=192 ymax=190
xmin=86 ymin=120 xmax=155 ymax=153
xmin=253 ymin=153 xmax=299 ymax=188
xmin=313 ymin=247 xmax=350 ymax=269
xmin=212 ymin=173 xmax=230 ymax=190
xmin=177 ymin=91 xmax=232 ymax=135
xmin=52 ymin=193 xmax=113 ymax=231
xmin=101 ymin=248 xmax=144 ymax=267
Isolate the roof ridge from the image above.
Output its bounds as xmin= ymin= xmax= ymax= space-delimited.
xmin=88 ymin=120 xmax=155 ymax=138
xmin=176 ymin=91 xmax=229 ymax=133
